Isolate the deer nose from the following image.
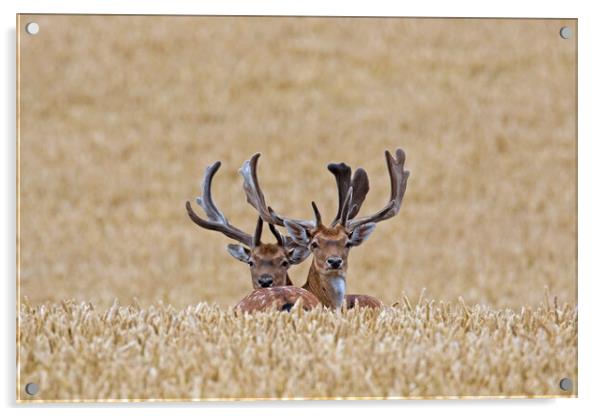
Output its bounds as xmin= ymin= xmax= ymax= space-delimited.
xmin=258 ymin=274 xmax=273 ymax=288
xmin=326 ymin=257 xmax=343 ymax=269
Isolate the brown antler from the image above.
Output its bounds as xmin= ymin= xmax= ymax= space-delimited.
xmin=252 ymin=217 xmax=264 ymax=247
xmin=339 ymin=187 xmax=354 ymax=228
xmin=240 ymin=149 xmax=408 ymax=233
xmin=327 ymin=162 xmax=351 ymax=223
xmin=239 ymin=153 xmax=315 ymax=230
xmin=268 ymin=223 xmax=284 ymax=247
xmin=311 ymin=201 xmax=322 ymax=228
xmin=328 ymin=163 xmax=370 ymax=225
xmin=346 ymin=148 xmax=410 ymax=230
xmin=186 ymin=161 xmax=254 ymax=247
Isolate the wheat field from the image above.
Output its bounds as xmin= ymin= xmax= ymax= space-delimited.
xmin=17 ymin=16 xmax=577 ymax=400
xmin=19 ymin=295 xmax=577 ymax=401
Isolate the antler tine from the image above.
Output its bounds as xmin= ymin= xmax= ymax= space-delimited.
xmin=186 ymin=161 xmax=253 ymax=247
xmin=347 ymin=148 xmax=410 ymax=230
xmin=253 ymin=217 xmax=263 ymax=248
xmin=195 ymin=161 xmax=225 ymax=222
xmin=339 ymin=187 xmax=354 ymax=227
xmin=311 ymin=201 xmax=322 ymax=228
xmin=240 ymin=153 xmax=315 ymax=229
xmin=348 ymin=168 xmax=369 ymax=220
xmin=328 ymin=163 xmax=370 ymax=226
xmin=327 ymin=163 xmax=351 ymax=224
xmin=268 ymin=223 xmax=284 ymax=247
xmin=240 ymin=154 xmax=281 ymax=225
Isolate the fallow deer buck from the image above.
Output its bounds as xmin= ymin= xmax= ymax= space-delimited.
xmin=240 ymin=148 xmax=410 ymax=310
xmin=185 ymin=161 xmax=319 ymax=313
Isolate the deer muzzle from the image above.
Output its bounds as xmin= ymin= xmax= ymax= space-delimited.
xmin=326 ymin=256 xmax=344 ymax=270
xmin=258 ymin=274 xmax=274 ymax=288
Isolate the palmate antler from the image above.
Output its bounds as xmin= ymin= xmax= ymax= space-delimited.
xmin=240 ymin=149 xmax=410 ymax=232
xmin=346 ymin=148 xmax=410 ymax=229
xmin=186 ymin=161 xmax=286 ymax=248
xmin=327 ymin=162 xmax=370 ymax=225
xmin=239 ymin=154 xmax=316 ymax=229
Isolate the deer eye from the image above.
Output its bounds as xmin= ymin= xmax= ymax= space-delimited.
xmin=281 ymin=260 xmax=289 ymax=268
xmin=310 ymin=241 xmax=319 ymax=250
xmin=248 ymin=260 xmax=255 ymax=267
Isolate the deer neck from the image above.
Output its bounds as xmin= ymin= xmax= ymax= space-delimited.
xmin=302 ymin=262 xmax=346 ymax=309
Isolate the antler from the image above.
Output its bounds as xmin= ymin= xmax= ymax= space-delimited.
xmin=240 ymin=149 xmax=408 ymax=234
xmin=268 ymin=223 xmax=284 ymax=246
xmin=328 ymin=162 xmax=370 ymax=225
xmin=339 ymin=187 xmax=354 ymax=228
xmin=240 ymin=153 xmax=316 ymax=230
xmin=186 ymin=161 xmax=254 ymax=247
xmin=252 ymin=217 xmax=264 ymax=247
xmin=346 ymin=148 xmax=410 ymax=230
xmin=327 ymin=162 xmax=351 ymax=224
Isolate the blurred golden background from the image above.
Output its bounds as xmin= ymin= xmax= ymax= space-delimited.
xmin=18 ymin=16 xmax=576 ymax=309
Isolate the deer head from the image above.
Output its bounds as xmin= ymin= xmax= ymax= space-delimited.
xmin=240 ymin=149 xmax=410 ymax=308
xmin=186 ymin=161 xmax=310 ymax=289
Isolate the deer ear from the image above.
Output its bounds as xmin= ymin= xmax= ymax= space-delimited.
xmin=226 ymin=244 xmax=251 ymax=263
xmin=283 ymin=220 xmax=311 ymax=246
xmin=347 ymin=223 xmax=377 ymax=247
xmin=287 ymin=246 xmax=311 ymax=265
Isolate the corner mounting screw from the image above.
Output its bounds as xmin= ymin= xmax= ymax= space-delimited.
xmin=25 ymin=382 xmax=39 ymax=396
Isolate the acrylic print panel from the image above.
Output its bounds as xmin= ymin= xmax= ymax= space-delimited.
xmin=17 ymin=15 xmax=577 ymax=401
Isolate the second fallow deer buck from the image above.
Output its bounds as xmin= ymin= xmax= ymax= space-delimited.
xmin=240 ymin=148 xmax=410 ymax=310
xmin=186 ymin=161 xmax=320 ymax=313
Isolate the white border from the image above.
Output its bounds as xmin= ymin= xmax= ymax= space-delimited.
xmin=3 ymin=1 xmax=600 ymax=415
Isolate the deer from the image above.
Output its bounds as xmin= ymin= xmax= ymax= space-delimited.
xmin=185 ymin=161 xmax=320 ymax=313
xmin=239 ymin=148 xmax=410 ymax=310
xmin=233 ymin=284 xmax=320 ymax=313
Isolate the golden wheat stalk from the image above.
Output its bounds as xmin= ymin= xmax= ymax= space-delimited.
xmin=18 ymin=297 xmax=577 ymax=401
